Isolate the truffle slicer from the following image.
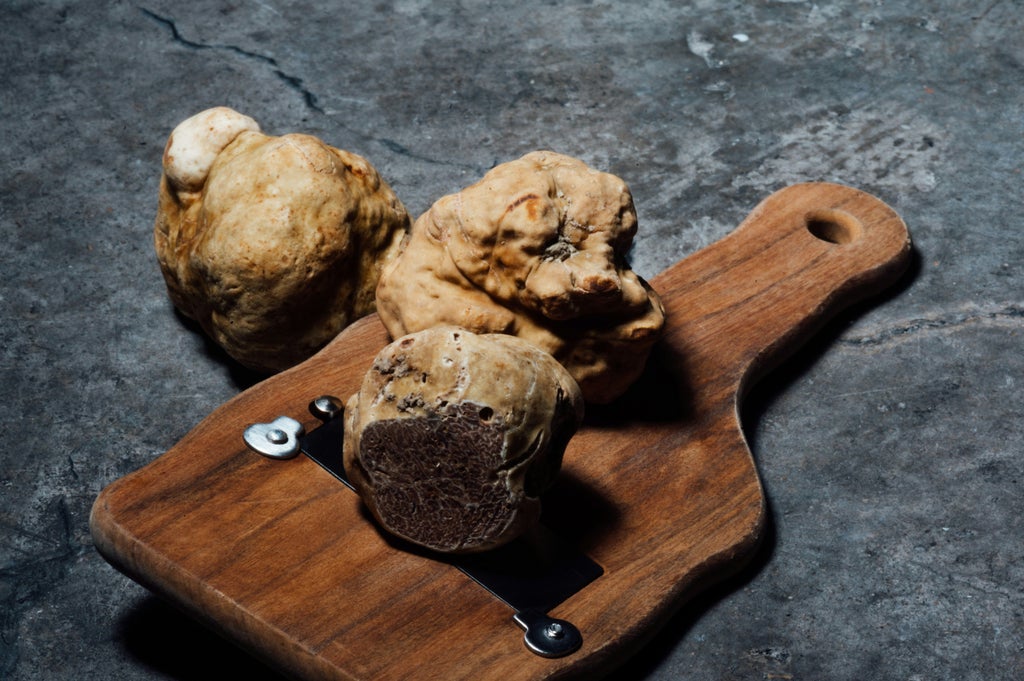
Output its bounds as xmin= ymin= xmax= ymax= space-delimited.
xmin=91 ymin=182 xmax=911 ymax=680
xmin=284 ymin=399 xmax=604 ymax=658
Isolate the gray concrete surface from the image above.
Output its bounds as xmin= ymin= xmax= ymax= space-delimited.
xmin=2 ymin=1 xmax=1021 ymax=678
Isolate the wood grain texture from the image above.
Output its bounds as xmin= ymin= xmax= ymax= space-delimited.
xmin=91 ymin=183 xmax=911 ymax=680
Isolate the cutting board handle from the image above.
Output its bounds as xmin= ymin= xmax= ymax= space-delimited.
xmin=652 ymin=182 xmax=912 ymax=401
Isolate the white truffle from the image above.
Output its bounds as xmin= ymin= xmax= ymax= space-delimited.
xmin=343 ymin=326 xmax=584 ymax=553
xmin=154 ymin=107 xmax=410 ymax=372
xmin=375 ymin=151 xmax=665 ymax=403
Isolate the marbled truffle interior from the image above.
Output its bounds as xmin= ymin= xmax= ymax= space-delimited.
xmin=343 ymin=326 xmax=584 ymax=553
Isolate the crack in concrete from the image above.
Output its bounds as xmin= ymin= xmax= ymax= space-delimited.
xmin=840 ymin=304 xmax=1024 ymax=346
xmin=140 ymin=7 xmax=488 ymax=175
xmin=1 ymin=497 xmax=80 ymax=673
xmin=140 ymin=8 xmax=324 ymax=114
xmin=377 ymin=137 xmax=483 ymax=171
xmin=1 ymin=499 xmax=78 ymax=567
xmin=903 ymin=555 xmax=1019 ymax=602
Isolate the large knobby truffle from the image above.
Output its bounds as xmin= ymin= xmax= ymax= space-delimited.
xmin=343 ymin=327 xmax=584 ymax=554
xmin=155 ymin=107 xmax=410 ymax=372
xmin=375 ymin=150 xmax=665 ymax=403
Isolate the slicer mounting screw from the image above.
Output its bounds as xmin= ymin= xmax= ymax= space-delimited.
xmin=513 ymin=610 xmax=582 ymax=657
xmin=309 ymin=395 xmax=343 ymax=422
xmin=243 ymin=416 xmax=304 ymax=459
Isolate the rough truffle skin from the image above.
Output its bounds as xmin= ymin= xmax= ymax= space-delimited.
xmin=154 ymin=107 xmax=410 ymax=372
xmin=343 ymin=326 xmax=584 ymax=554
xmin=375 ymin=150 xmax=665 ymax=403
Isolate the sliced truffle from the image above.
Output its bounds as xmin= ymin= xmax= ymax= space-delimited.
xmin=375 ymin=150 xmax=665 ymax=403
xmin=343 ymin=326 xmax=584 ymax=553
xmin=155 ymin=106 xmax=410 ymax=372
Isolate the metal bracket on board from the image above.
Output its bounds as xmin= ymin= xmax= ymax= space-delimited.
xmin=242 ymin=396 xmax=602 ymax=658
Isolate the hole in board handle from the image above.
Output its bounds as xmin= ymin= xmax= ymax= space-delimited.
xmin=805 ymin=209 xmax=863 ymax=245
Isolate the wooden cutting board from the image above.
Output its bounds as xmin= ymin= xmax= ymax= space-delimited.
xmin=91 ymin=182 xmax=911 ymax=680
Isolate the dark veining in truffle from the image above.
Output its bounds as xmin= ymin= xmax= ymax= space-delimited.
xmin=358 ymin=403 xmax=525 ymax=552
